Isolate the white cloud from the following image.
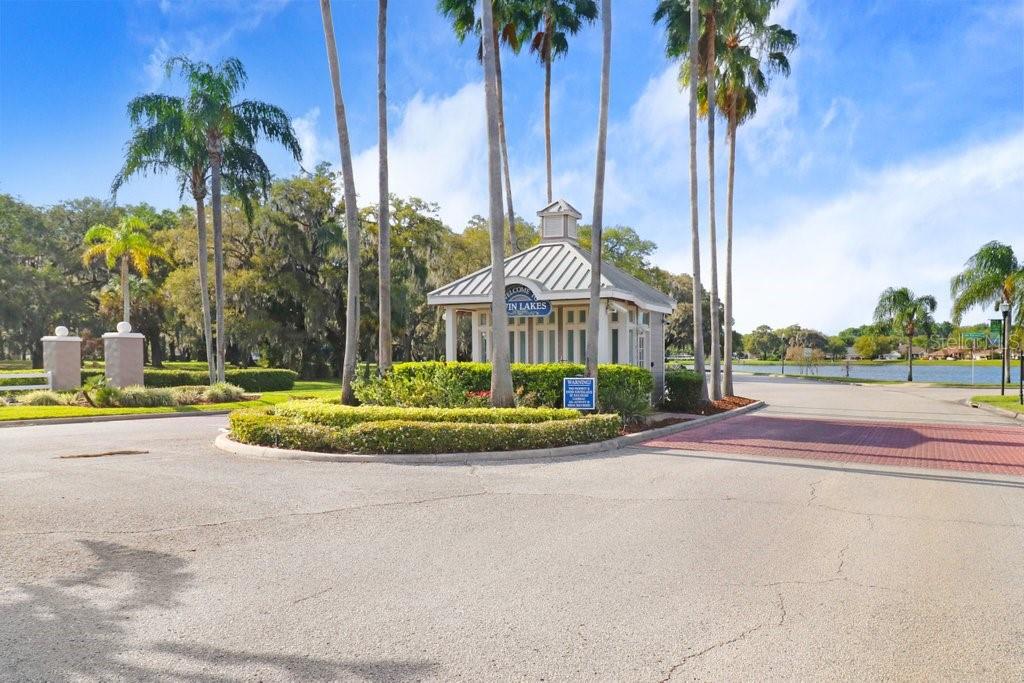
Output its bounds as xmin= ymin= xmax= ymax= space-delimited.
xmin=727 ymin=129 xmax=1024 ymax=332
xmin=292 ymin=107 xmax=326 ymax=169
xmin=352 ymin=82 xmax=488 ymax=228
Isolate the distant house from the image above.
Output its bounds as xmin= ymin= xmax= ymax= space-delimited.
xmin=880 ymin=350 xmax=902 ymax=361
xmin=897 ymin=344 xmax=927 ymax=359
xmin=845 ymin=346 xmax=861 ymax=360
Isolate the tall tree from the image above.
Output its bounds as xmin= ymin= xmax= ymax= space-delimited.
xmin=114 ymin=91 xmax=278 ymax=382
xmin=528 ymin=0 xmax=598 ymax=202
xmin=705 ymin=0 xmax=721 ymax=399
xmin=716 ymin=0 xmax=795 ymax=395
xmin=654 ymin=0 xmax=707 ymax=400
xmin=438 ymin=0 xmax=526 ymax=251
xmin=319 ymin=0 xmax=363 ymax=404
xmin=82 ymin=214 xmax=165 ymax=327
xmin=377 ymin=0 xmax=393 ymax=373
xmin=482 ymin=0 xmax=515 ymax=406
xmin=585 ymin=0 xmax=610 ymax=379
xmin=873 ymin=287 xmax=936 ymax=382
xmin=951 ymin=241 xmax=1023 ymax=383
xmin=164 ymin=56 xmax=301 ymax=382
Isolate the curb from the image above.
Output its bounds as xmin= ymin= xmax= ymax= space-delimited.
xmin=213 ymin=400 xmax=766 ymax=465
xmin=962 ymin=398 xmax=1024 ymax=423
xmin=0 ymin=409 xmax=231 ymax=429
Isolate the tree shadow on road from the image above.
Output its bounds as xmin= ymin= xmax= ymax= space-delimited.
xmin=2 ymin=539 xmax=438 ymax=681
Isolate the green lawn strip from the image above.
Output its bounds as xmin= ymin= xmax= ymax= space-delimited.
xmin=0 ymin=381 xmax=340 ymax=422
xmin=971 ymin=395 xmax=1024 ymax=414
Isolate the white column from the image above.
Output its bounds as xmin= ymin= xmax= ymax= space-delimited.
xmin=103 ymin=323 xmax=145 ymax=388
xmin=597 ymin=304 xmax=611 ymax=363
xmin=42 ymin=326 xmax=82 ymax=390
xmin=470 ymin=311 xmax=481 ymax=362
xmin=444 ymin=306 xmax=457 ymax=361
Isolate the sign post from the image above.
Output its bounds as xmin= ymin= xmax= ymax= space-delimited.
xmin=964 ymin=331 xmax=987 ymax=387
xmin=563 ymin=377 xmax=597 ymax=411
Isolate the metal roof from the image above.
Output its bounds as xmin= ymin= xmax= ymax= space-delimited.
xmin=427 ymin=239 xmax=677 ymax=313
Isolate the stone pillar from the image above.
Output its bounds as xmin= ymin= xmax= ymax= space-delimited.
xmin=444 ymin=307 xmax=457 ymax=362
xmin=41 ymin=326 xmax=82 ymax=390
xmin=103 ymin=322 xmax=145 ymax=388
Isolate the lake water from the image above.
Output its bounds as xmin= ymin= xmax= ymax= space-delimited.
xmin=731 ymin=362 xmax=1022 ymax=385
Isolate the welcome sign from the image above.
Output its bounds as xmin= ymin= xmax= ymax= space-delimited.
xmin=505 ymin=284 xmax=551 ymax=317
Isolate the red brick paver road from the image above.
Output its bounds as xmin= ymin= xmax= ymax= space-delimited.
xmin=646 ymin=414 xmax=1024 ymax=476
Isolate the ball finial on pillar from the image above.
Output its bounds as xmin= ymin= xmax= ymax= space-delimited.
xmin=116 ymin=321 xmax=132 ymax=334
xmin=55 ymin=325 xmax=69 ymax=337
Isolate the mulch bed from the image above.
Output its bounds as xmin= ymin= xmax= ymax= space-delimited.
xmin=696 ymin=395 xmax=756 ymax=415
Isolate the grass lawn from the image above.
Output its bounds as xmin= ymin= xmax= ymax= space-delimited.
xmin=972 ymin=394 xmax=1024 ymax=414
xmin=0 ymin=381 xmax=341 ymax=422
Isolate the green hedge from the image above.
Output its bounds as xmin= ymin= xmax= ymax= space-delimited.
xmin=662 ymin=369 xmax=705 ymax=413
xmin=274 ymin=401 xmax=581 ymax=429
xmin=344 ymin=415 xmax=621 ymax=454
xmin=230 ymin=409 xmax=344 ymax=452
xmin=228 ymin=408 xmax=621 ymax=455
xmin=385 ymin=361 xmax=652 ymax=417
xmin=79 ymin=368 xmax=296 ymax=392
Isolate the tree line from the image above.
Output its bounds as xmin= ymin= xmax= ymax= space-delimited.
xmin=0 ymin=181 xmax=732 ymax=376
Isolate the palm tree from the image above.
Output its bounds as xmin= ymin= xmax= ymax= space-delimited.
xmin=82 ymin=215 xmax=165 ymax=327
xmin=873 ymin=287 xmax=936 ymax=382
xmin=716 ymin=2 xmax=796 ymax=395
xmin=164 ymin=56 xmax=301 ymax=383
xmin=654 ymin=0 xmax=707 ymax=400
xmin=527 ymin=0 xmax=598 ymax=202
xmin=378 ymin=0 xmax=393 ymax=374
xmin=319 ymin=0 xmax=363 ymax=404
xmin=482 ymin=0 xmax=515 ymax=406
xmin=438 ymin=0 xmax=527 ymax=251
xmin=951 ymin=241 xmax=1023 ymax=383
xmin=113 ymin=92 xmax=278 ymax=383
xmin=585 ymin=0 xmax=610 ymax=379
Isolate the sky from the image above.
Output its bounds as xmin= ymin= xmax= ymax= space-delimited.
xmin=1 ymin=0 xmax=1022 ymax=335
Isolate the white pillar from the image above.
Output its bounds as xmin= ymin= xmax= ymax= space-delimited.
xmin=597 ymin=304 xmax=611 ymax=363
xmin=103 ymin=323 xmax=145 ymax=388
xmin=444 ymin=306 xmax=457 ymax=361
xmin=470 ymin=311 xmax=481 ymax=362
xmin=41 ymin=326 xmax=82 ymax=390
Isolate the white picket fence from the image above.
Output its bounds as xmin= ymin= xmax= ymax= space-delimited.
xmin=1 ymin=371 xmax=52 ymax=392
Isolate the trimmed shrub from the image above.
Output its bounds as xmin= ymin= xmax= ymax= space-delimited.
xmin=273 ymin=401 xmax=581 ymax=428
xmin=229 ymin=409 xmax=342 ymax=452
xmin=662 ymin=370 xmax=705 ymax=413
xmin=171 ymin=385 xmax=207 ymax=406
xmin=373 ymin=362 xmax=652 ymax=418
xmin=81 ymin=367 xmax=296 ymax=391
xmin=596 ymin=365 xmax=653 ymax=421
xmin=17 ymin=390 xmax=69 ymax=406
xmin=353 ymin=364 xmax=470 ymax=407
xmin=114 ymin=386 xmax=177 ymax=407
xmin=344 ymin=415 xmax=621 ymax=454
xmin=204 ymin=382 xmax=246 ymax=403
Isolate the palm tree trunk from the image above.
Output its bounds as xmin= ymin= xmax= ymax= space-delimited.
xmin=706 ymin=3 xmax=721 ymax=401
xmin=320 ymin=0 xmax=361 ymax=404
xmin=493 ymin=27 xmax=518 ymax=253
xmin=377 ymin=0 xmax=392 ymax=375
xmin=543 ymin=13 xmax=553 ymax=203
xmin=688 ymin=0 xmax=708 ymax=401
xmin=586 ymin=0 xmax=611 ymax=379
xmin=121 ymin=255 xmax=130 ymax=325
xmin=482 ymin=0 xmax=514 ymax=407
xmin=907 ymin=334 xmax=913 ymax=381
xmin=208 ymin=141 xmax=227 ymax=384
xmin=723 ymin=112 xmax=736 ymax=396
xmin=194 ymin=193 xmax=216 ymax=383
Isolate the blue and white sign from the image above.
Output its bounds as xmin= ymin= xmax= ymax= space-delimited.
xmin=563 ymin=377 xmax=597 ymax=410
xmin=505 ymin=284 xmax=551 ymax=317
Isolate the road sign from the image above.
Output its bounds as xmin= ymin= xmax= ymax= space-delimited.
xmin=963 ymin=331 xmax=987 ymax=341
xmin=991 ymin=319 xmax=1003 ymax=334
xmin=563 ymin=377 xmax=596 ymax=410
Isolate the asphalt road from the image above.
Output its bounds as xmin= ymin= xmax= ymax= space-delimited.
xmin=2 ymin=379 xmax=1023 ymax=681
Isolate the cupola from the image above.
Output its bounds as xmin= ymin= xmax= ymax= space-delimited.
xmin=537 ymin=199 xmax=582 ymax=242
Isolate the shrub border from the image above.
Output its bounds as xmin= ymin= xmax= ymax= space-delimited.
xmin=214 ymin=400 xmax=766 ymax=464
